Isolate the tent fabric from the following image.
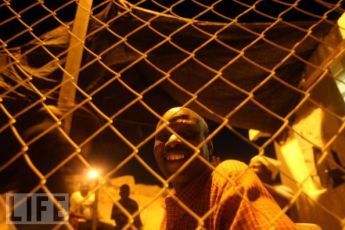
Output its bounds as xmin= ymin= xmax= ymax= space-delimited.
xmin=0 ymin=1 xmax=336 ymax=133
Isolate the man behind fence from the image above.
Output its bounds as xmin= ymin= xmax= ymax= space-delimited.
xmin=154 ymin=107 xmax=296 ymax=229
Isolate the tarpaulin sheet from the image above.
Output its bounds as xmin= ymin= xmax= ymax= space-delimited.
xmin=0 ymin=1 xmax=335 ymax=133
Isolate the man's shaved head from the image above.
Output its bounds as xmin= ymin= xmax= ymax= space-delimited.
xmin=154 ymin=107 xmax=213 ymax=191
xmin=157 ymin=107 xmax=209 ymax=136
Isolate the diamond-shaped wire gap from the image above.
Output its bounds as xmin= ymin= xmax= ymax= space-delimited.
xmin=0 ymin=62 xmax=23 ymax=94
xmin=301 ymin=145 xmax=330 ymax=188
xmin=169 ymin=0 xmax=210 ymax=19
xmin=196 ymin=77 xmax=249 ymax=118
xmin=304 ymin=20 xmax=339 ymax=50
xmin=112 ymin=102 xmax=159 ymax=146
xmin=227 ymin=97 xmax=285 ymax=135
xmin=43 ymin=0 xmax=78 ymax=21
xmin=170 ymin=24 xmax=212 ymax=53
xmin=249 ymin=130 xmax=302 ymax=185
xmin=118 ymin=61 xmax=164 ymax=97
xmin=1 ymin=82 xmax=42 ymax=117
xmin=0 ymin=104 xmax=12 ymax=130
xmin=76 ymin=40 xmax=142 ymax=94
xmin=84 ymin=125 xmax=136 ymax=177
xmin=263 ymin=21 xmax=308 ymax=50
xmin=67 ymin=102 xmax=109 ymax=152
xmin=2 ymin=0 xmax=72 ymax=47
xmin=289 ymin=29 xmax=338 ymax=61
xmin=221 ymin=56 xmax=270 ymax=92
xmin=130 ymin=3 xmax=172 ymax=22
xmin=169 ymin=59 xmax=218 ymax=93
xmin=236 ymin=6 xmax=276 ymax=23
xmin=147 ymin=41 xmax=189 ymax=72
xmin=136 ymin=139 xmax=164 ymax=182
xmin=127 ymin=25 xmax=166 ymax=53
xmin=20 ymin=3 xmax=63 ymax=34
xmin=109 ymin=148 xmax=165 ymax=187
xmin=17 ymin=121 xmax=76 ymax=177
xmin=297 ymin=0 xmax=342 ymax=20
xmin=0 ymin=126 xmax=23 ymax=175
xmin=209 ymin=122 xmax=260 ymax=164
xmin=184 ymin=0 xmax=232 ymax=23
xmin=243 ymin=38 xmax=291 ymax=70
xmin=210 ymin=0 xmax=250 ymax=21
xmin=0 ymin=2 xmax=32 ymax=43
xmin=136 ymin=0 xmax=167 ymax=13
xmin=18 ymin=43 xmax=61 ymax=73
xmin=149 ymin=14 xmax=189 ymax=37
xmin=273 ymin=55 xmax=309 ymax=89
xmin=85 ymin=25 xmax=123 ymax=57
xmin=1 ymin=153 xmax=41 ymax=193
xmin=254 ymin=0 xmax=292 ymax=19
xmin=253 ymin=76 xmax=304 ymax=119
xmin=142 ymin=78 xmax=194 ymax=115
xmin=106 ymin=10 xmax=146 ymax=38
xmin=43 ymin=156 xmax=83 ymax=195
xmin=217 ymin=23 xmax=260 ymax=52
xmin=0 ymin=20 xmax=33 ymax=47
xmin=280 ymin=2 xmax=325 ymax=22
xmin=303 ymin=102 xmax=345 ymax=148
xmin=195 ymin=40 xmax=240 ymax=70
xmin=334 ymin=77 xmax=345 ymax=103
xmin=10 ymin=102 xmax=58 ymax=139
xmin=308 ymin=74 xmax=345 ymax=118
xmin=327 ymin=129 xmax=345 ymax=170
xmin=191 ymin=7 xmax=231 ymax=23
xmin=91 ymin=77 xmax=139 ymax=117
xmin=286 ymin=98 xmax=323 ymax=138
xmin=0 ymin=2 xmax=14 ymax=25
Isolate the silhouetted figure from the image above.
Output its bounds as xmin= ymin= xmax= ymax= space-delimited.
xmin=111 ymin=184 xmax=142 ymax=229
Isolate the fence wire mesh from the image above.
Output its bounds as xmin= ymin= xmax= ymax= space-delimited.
xmin=1 ymin=0 xmax=345 ymax=229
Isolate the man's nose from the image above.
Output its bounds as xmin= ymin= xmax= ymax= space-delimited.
xmin=165 ymin=133 xmax=181 ymax=148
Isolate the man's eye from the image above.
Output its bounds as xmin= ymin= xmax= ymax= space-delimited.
xmin=180 ymin=131 xmax=197 ymax=139
xmin=156 ymin=132 xmax=170 ymax=142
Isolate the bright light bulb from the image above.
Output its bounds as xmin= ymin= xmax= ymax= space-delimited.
xmin=87 ymin=169 xmax=99 ymax=179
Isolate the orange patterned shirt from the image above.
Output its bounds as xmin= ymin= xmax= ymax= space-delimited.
xmin=162 ymin=160 xmax=296 ymax=230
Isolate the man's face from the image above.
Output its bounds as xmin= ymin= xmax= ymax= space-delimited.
xmin=119 ymin=185 xmax=130 ymax=198
xmin=80 ymin=184 xmax=89 ymax=197
xmin=154 ymin=108 xmax=212 ymax=188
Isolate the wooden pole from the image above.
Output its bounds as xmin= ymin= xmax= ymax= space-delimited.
xmin=58 ymin=0 xmax=93 ymax=134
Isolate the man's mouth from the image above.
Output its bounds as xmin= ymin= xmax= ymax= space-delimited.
xmin=165 ymin=153 xmax=186 ymax=161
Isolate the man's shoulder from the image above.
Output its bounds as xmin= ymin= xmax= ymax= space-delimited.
xmin=70 ymin=192 xmax=81 ymax=199
xmin=214 ymin=160 xmax=248 ymax=175
xmin=211 ymin=160 xmax=250 ymax=183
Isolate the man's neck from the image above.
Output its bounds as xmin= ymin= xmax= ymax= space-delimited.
xmin=173 ymin=167 xmax=212 ymax=194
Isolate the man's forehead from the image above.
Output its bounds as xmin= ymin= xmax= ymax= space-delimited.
xmin=158 ymin=109 xmax=200 ymax=126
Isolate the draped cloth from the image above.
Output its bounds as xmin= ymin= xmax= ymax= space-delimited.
xmin=0 ymin=1 xmax=335 ymax=133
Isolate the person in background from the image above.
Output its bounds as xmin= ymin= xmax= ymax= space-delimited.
xmin=70 ymin=182 xmax=95 ymax=229
xmin=111 ymin=184 xmax=142 ymax=229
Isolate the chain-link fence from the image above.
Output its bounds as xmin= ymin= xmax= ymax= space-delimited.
xmin=1 ymin=0 xmax=345 ymax=229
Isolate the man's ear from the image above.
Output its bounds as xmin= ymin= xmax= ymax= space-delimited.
xmin=207 ymin=140 xmax=214 ymax=159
